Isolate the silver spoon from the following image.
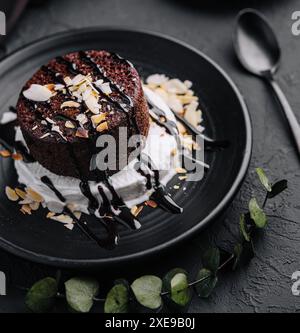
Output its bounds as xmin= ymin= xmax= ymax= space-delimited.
xmin=234 ymin=8 xmax=300 ymax=156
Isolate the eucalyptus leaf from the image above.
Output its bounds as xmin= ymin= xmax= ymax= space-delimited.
xmin=131 ymin=275 xmax=162 ymax=310
xmin=163 ymin=268 xmax=186 ymax=291
xmin=104 ymin=283 xmax=129 ymax=313
xmin=239 ymin=214 xmax=250 ymax=242
xmin=65 ymin=277 xmax=99 ymax=313
xmin=25 ymin=277 xmax=58 ymax=313
xmin=249 ymin=197 xmax=267 ymax=228
xmin=202 ymin=247 xmax=220 ymax=273
xmin=267 ymin=179 xmax=288 ymax=199
xmin=256 ymin=168 xmax=272 ymax=192
xmin=170 ymin=272 xmax=191 ymax=307
xmin=195 ymin=268 xmax=218 ymax=298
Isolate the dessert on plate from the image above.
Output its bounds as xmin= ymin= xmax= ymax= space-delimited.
xmin=0 ymin=50 xmax=204 ymax=248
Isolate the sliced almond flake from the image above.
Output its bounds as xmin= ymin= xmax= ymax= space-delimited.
xmin=65 ymin=120 xmax=75 ymax=129
xmin=184 ymin=109 xmax=201 ymax=128
xmin=30 ymin=201 xmax=40 ymax=211
xmin=146 ymin=74 xmax=168 ymax=86
xmin=175 ymin=167 xmax=187 ymax=174
xmin=12 ymin=153 xmax=23 ymax=161
xmin=15 ymin=188 xmax=27 ymax=200
xmin=19 ymin=198 xmax=33 ymax=205
xmin=131 ymin=205 xmax=143 ymax=217
xmin=178 ymin=95 xmax=198 ymax=104
xmin=74 ymin=211 xmax=82 ymax=220
xmin=85 ymin=94 xmax=100 ymax=114
xmin=64 ymin=224 xmax=74 ymax=230
xmin=21 ymin=204 xmax=32 ymax=215
xmin=184 ymin=101 xmax=201 ymax=127
xmin=54 ymin=84 xmax=65 ymax=91
xmin=81 ymin=86 xmax=93 ymax=101
xmin=76 ymin=128 xmax=89 ymax=138
xmin=50 ymin=214 xmax=73 ymax=224
xmin=162 ymin=79 xmax=188 ymax=94
xmin=167 ymin=95 xmax=183 ymax=114
xmin=184 ymin=80 xmax=193 ymax=89
xmin=40 ymin=132 xmax=50 ymax=139
xmin=0 ymin=150 xmax=11 ymax=157
xmin=72 ymin=74 xmax=86 ymax=86
xmin=94 ymin=79 xmax=104 ymax=87
xmin=63 ymin=76 xmax=73 ymax=86
xmin=26 ymin=188 xmax=44 ymax=203
xmin=76 ymin=113 xmax=88 ymax=125
xmin=179 ymin=175 xmax=188 ymax=180
xmin=46 ymin=211 xmax=56 ymax=218
xmin=130 ymin=206 xmax=138 ymax=215
xmin=5 ymin=186 xmax=19 ymax=201
xmin=145 ymin=200 xmax=158 ymax=208
xmin=177 ymin=121 xmax=186 ymax=135
xmin=91 ymin=113 xmax=106 ymax=126
xmin=23 ymin=84 xmax=53 ymax=102
xmin=99 ymin=82 xmax=112 ymax=95
xmin=61 ymin=101 xmax=81 ymax=109
xmin=96 ymin=121 xmax=108 ymax=132
xmin=32 ymin=125 xmax=38 ymax=130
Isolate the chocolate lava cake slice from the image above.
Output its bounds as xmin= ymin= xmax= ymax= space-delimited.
xmin=16 ymin=50 xmax=150 ymax=180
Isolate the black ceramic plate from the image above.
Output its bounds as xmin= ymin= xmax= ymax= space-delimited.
xmin=0 ymin=28 xmax=252 ymax=268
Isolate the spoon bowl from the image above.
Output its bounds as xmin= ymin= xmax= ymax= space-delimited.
xmin=234 ymin=9 xmax=281 ymax=77
xmin=234 ymin=8 xmax=300 ymax=158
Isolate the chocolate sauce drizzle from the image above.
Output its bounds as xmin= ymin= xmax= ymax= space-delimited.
xmin=40 ymin=175 xmax=118 ymax=249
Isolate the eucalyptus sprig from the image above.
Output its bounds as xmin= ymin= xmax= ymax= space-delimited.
xmin=24 ymin=168 xmax=288 ymax=313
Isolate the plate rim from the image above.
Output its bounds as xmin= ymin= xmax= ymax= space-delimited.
xmin=0 ymin=27 xmax=252 ymax=267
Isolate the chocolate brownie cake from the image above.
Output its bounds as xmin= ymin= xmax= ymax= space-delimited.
xmin=17 ymin=50 xmax=150 ymax=180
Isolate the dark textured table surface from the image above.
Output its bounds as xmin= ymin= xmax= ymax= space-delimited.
xmin=0 ymin=0 xmax=300 ymax=313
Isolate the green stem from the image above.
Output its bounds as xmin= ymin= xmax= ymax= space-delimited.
xmin=188 ymin=275 xmax=210 ymax=288
xmin=262 ymin=192 xmax=268 ymax=209
xmin=218 ymin=253 xmax=235 ymax=271
xmin=160 ymin=274 xmax=210 ymax=296
xmin=161 ymin=254 xmax=235 ymax=296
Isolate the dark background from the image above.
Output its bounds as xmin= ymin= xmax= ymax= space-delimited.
xmin=0 ymin=0 xmax=300 ymax=313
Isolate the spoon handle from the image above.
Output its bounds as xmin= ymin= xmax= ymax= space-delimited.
xmin=268 ymin=78 xmax=300 ymax=155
